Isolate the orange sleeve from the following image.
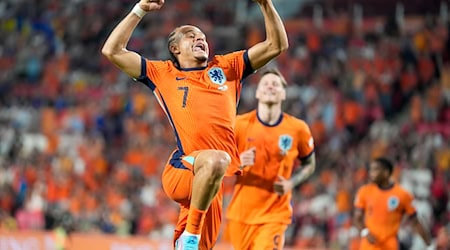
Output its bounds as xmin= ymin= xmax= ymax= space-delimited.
xmin=402 ymin=190 xmax=416 ymax=216
xmin=138 ymin=59 xmax=172 ymax=90
xmin=354 ymin=186 xmax=367 ymax=210
xmin=297 ymin=120 xmax=314 ymax=160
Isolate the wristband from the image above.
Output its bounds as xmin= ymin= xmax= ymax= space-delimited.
xmin=360 ymin=228 xmax=369 ymax=237
xmin=131 ymin=3 xmax=147 ymax=18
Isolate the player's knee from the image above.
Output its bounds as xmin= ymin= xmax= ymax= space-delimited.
xmin=206 ymin=150 xmax=230 ymax=177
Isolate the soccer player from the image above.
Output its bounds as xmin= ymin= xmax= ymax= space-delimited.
xmin=101 ymin=0 xmax=288 ymax=249
xmin=226 ymin=68 xmax=316 ymax=250
xmin=353 ymin=157 xmax=432 ymax=250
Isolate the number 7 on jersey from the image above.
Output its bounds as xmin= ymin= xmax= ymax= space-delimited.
xmin=177 ymin=86 xmax=189 ymax=108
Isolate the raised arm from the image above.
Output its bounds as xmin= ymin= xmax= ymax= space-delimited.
xmin=247 ymin=0 xmax=289 ymax=70
xmin=101 ymin=0 xmax=164 ymax=78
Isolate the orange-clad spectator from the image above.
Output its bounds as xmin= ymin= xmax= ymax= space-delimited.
xmin=414 ymin=29 xmax=428 ymax=53
xmin=41 ymin=107 xmax=58 ymax=135
xmin=417 ymin=55 xmax=435 ymax=85
xmin=138 ymin=207 xmax=156 ymax=234
xmin=343 ymin=99 xmax=363 ymax=129
xmin=310 ymin=118 xmax=327 ymax=146
xmin=131 ymin=91 xmax=150 ymax=116
xmin=46 ymin=175 xmax=73 ymax=204
xmin=336 ymin=188 xmax=351 ymax=214
xmin=0 ymin=188 xmax=15 ymax=213
xmin=307 ymin=31 xmax=321 ymax=53
xmin=400 ymin=64 xmax=418 ymax=95
xmin=410 ymin=95 xmax=423 ymax=123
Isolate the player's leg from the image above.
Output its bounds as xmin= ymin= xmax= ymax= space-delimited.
xmin=252 ymin=223 xmax=288 ymax=250
xmin=161 ymin=149 xmax=194 ymax=249
xmin=227 ymin=220 xmax=257 ymax=250
xmin=172 ymin=191 xmax=223 ymax=250
xmin=199 ymin=186 xmax=223 ymax=250
xmin=162 ymin=149 xmax=230 ymax=249
xmin=190 ymin=150 xmax=230 ymax=208
xmin=181 ymin=150 xmax=230 ymax=247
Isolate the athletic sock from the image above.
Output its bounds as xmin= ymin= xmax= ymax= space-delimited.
xmin=185 ymin=207 xmax=206 ymax=235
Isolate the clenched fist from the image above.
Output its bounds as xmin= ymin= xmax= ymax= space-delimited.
xmin=138 ymin=0 xmax=164 ymax=12
xmin=239 ymin=147 xmax=256 ymax=169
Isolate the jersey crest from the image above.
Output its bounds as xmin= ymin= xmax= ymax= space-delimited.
xmin=387 ymin=196 xmax=399 ymax=211
xmin=208 ymin=67 xmax=226 ymax=85
xmin=278 ymin=134 xmax=293 ymax=154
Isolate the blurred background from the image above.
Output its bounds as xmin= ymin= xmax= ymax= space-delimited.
xmin=0 ymin=0 xmax=449 ymax=249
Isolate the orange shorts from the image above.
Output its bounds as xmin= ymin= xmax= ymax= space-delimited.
xmin=227 ymin=220 xmax=287 ymax=250
xmin=162 ymin=149 xmax=223 ymax=250
xmin=360 ymin=236 xmax=399 ymax=250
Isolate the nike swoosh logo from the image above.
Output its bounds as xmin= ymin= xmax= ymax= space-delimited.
xmin=176 ymin=77 xmax=186 ymax=81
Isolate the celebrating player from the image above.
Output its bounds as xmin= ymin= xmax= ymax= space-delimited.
xmin=101 ymin=0 xmax=288 ymax=249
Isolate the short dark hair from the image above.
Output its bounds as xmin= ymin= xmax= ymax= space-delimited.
xmin=373 ymin=157 xmax=394 ymax=175
xmin=260 ymin=68 xmax=287 ymax=87
xmin=167 ymin=29 xmax=180 ymax=66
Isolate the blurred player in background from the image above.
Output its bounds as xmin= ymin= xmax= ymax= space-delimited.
xmin=226 ymin=68 xmax=316 ymax=250
xmin=101 ymin=0 xmax=288 ymax=249
xmin=353 ymin=157 xmax=432 ymax=250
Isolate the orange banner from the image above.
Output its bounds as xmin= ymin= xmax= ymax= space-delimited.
xmin=0 ymin=230 xmax=233 ymax=250
xmin=0 ymin=230 xmax=329 ymax=250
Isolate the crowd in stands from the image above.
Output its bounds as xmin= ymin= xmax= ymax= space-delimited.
xmin=0 ymin=0 xmax=449 ymax=249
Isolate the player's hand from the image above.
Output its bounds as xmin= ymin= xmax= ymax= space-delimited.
xmin=239 ymin=147 xmax=256 ymax=169
xmin=273 ymin=175 xmax=293 ymax=195
xmin=139 ymin=0 xmax=164 ymax=12
xmin=366 ymin=232 xmax=377 ymax=244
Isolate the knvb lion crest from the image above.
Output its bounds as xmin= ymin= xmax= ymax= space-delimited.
xmin=278 ymin=134 xmax=293 ymax=152
xmin=208 ymin=67 xmax=226 ymax=85
xmin=387 ymin=196 xmax=399 ymax=211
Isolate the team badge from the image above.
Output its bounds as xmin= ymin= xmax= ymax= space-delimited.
xmin=387 ymin=196 xmax=399 ymax=211
xmin=278 ymin=135 xmax=293 ymax=155
xmin=208 ymin=67 xmax=226 ymax=85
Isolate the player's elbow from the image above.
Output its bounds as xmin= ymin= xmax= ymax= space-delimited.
xmin=101 ymin=42 xmax=123 ymax=61
xmin=101 ymin=46 xmax=115 ymax=61
xmin=271 ymin=41 xmax=289 ymax=55
xmin=279 ymin=40 xmax=289 ymax=53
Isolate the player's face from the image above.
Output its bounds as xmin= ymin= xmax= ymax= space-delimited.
xmin=174 ymin=25 xmax=209 ymax=63
xmin=255 ymin=73 xmax=286 ymax=105
xmin=369 ymin=162 xmax=388 ymax=184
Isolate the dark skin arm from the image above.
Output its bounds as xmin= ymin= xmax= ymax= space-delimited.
xmin=410 ymin=214 xmax=432 ymax=246
xmin=353 ymin=208 xmax=377 ymax=244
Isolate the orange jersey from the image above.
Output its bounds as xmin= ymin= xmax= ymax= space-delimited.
xmin=226 ymin=110 xmax=314 ymax=224
xmin=138 ymin=51 xmax=253 ymax=176
xmin=354 ymin=183 xmax=416 ymax=246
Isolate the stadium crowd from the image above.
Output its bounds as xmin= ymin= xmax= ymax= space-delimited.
xmin=0 ymin=0 xmax=449 ymax=249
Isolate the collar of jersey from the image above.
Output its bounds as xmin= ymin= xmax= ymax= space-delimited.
xmin=256 ymin=110 xmax=283 ymax=127
xmin=178 ymin=66 xmax=208 ymax=71
xmin=377 ymin=182 xmax=394 ymax=190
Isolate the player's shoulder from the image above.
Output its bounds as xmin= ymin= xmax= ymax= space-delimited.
xmin=393 ymin=183 xmax=414 ymax=197
xmin=236 ymin=110 xmax=256 ymax=122
xmin=283 ymin=113 xmax=310 ymax=129
xmin=357 ymin=183 xmax=375 ymax=193
xmin=211 ymin=50 xmax=246 ymax=64
xmin=146 ymin=58 xmax=176 ymax=71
